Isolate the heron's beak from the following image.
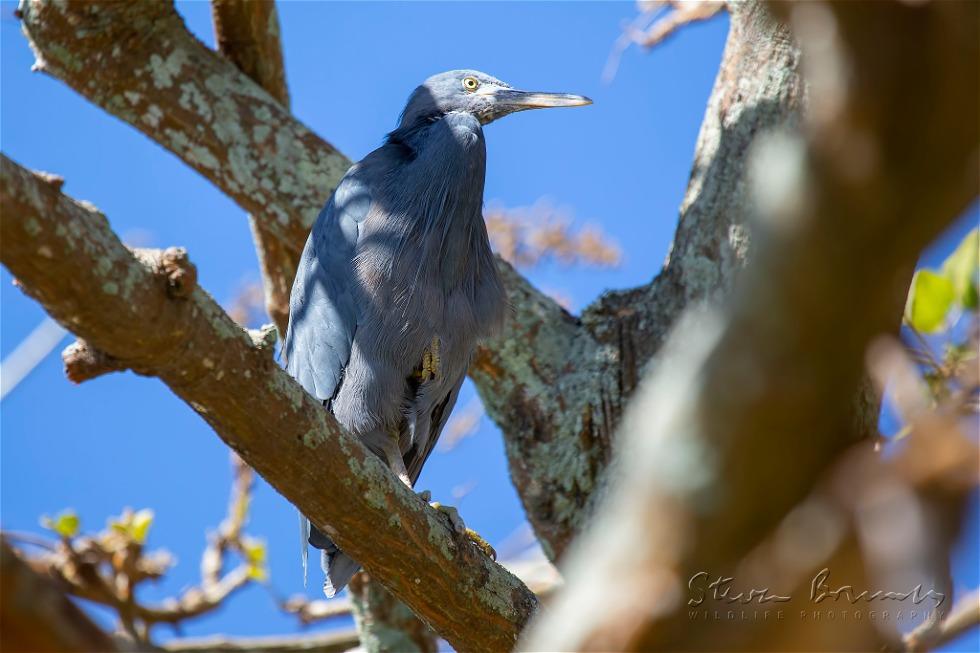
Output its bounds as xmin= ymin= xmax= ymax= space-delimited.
xmin=493 ymin=88 xmax=593 ymax=110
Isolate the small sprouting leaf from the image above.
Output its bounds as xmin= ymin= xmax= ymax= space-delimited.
xmin=247 ymin=565 xmax=268 ymax=581
xmin=241 ymin=536 xmax=268 ymax=581
xmin=130 ymin=509 xmax=154 ymax=544
xmin=241 ymin=536 xmax=267 ymax=565
xmin=106 ymin=507 xmax=154 ymax=543
xmin=41 ymin=510 xmax=80 ymax=538
xmin=905 ymin=269 xmax=956 ymax=333
xmin=941 ymin=228 xmax=979 ymax=310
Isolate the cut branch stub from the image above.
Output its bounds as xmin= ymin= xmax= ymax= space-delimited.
xmin=62 ymin=340 xmax=124 ymax=384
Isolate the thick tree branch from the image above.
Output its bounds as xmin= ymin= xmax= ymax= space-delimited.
xmin=211 ymin=0 xmax=296 ymax=335
xmin=1 ymin=539 xmax=119 ymax=652
xmin=0 ymin=153 xmax=537 ymax=652
xmin=525 ymin=0 xmax=978 ymax=649
xmin=19 ymin=0 xmax=349 ymax=253
xmin=211 ymin=0 xmax=289 ymax=107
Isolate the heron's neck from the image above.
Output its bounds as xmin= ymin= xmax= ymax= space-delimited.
xmin=395 ymin=113 xmax=489 ymax=291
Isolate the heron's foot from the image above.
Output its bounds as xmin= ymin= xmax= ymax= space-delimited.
xmin=463 ymin=528 xmax=497 ymax=561
xmin=427 ymin=502 xmax=496 ymax=559
xmin=416 ymin=489 xmax=432 ymax=502
xmin=430 ymin=502 xmax=466 ymax=534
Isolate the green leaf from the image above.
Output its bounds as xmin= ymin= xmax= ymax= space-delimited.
xmin=941 ymin=228 xmax=979 ymax=310
xmin=905 ymin=269 xmax=956 ymax=333
xmin=246 ymin=565 xmax=268 ymax=582
xmin=241 ymin=536 xmax=268 ymax=581
xmin=130 ymin=509 xmax=154 ymax=544
xmin=106 ymin=508 xmax=154 ymax=543
xmin=41 ymin=510 xmax=80 ymax=538
xmin=241 ymin=536 xmax=267 ymax=565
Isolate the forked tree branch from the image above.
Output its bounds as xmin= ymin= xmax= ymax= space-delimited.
xmin=17 ymin=0 xmax=603 ymax=560
xmin=0 ymin=153 xmax=537 ymax=652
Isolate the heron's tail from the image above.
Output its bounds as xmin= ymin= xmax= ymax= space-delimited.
xmin=303 ymin=518 xmax=361 ymax=597
xmin=299 ymin=512 xmax=311 ymax=587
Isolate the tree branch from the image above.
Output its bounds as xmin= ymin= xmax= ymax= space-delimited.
xmin=162 ymin=630 xmax=358 ymax=653
xmin=0 ymin=153 xmax=537 ymax=652
xmin=906 ymin=589 xmax=980 ymax=652
xmin=348 ymin=571 xmax=437 ymax=653
xmin=19 ymin=0 xmax=349 ymax=254
xmin=1 ymin=538 xmax=120 ymax=652
xmin=524 ymin=0 xmax=978 ymax=648
xmin=211 ymin=0 xmax=296 ymax=335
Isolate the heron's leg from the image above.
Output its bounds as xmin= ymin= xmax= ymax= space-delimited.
xmin=429 ymin=502 xmax=497 ymax=560
xmin=417 ymin=336 xmax=441 ymax=383
xmin=381 ymin=428 xmax=412 ymax=488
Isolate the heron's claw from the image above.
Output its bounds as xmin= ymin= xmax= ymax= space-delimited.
xmin=464 ymin=528 xmax=497 ymax=560
xmin=416 ymin=489 xmax=432 ymax=502
xmin=428 ymin=502 xmax=496 ymax=559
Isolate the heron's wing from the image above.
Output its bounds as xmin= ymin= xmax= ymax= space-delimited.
xmin=283 ymin=170 xmax=370 ymax=402
xmin=282 ymin=169 xmax=371 ymax=585
xmin=408 ymin=374 xmax=466 ymax=485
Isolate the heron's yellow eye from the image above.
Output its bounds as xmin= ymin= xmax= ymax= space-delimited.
xmin=462 ymin=76 xmax=480 ymax=91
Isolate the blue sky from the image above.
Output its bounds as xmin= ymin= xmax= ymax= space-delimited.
xmin=1 ymin=1 xmax=976 ymax=649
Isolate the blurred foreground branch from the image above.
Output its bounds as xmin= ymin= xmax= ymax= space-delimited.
xmin=0 ymin=539 xmax=119 ymax=652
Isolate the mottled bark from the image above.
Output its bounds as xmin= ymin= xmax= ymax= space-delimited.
xmin=1 ymin=539 xmax=119 ymax=652
xmin=525 ymin=0 xmax=978 ymax=649
xmin=0 ymin=153 xmax=537 ymax=653
xmin=348 ymin=572 xmax=438 ymax=653
xmin=211 ymin=0 xmax=297 ymax=335
xmin=19 ymin=0 xmax=350 ymax=253
xmin=472 ymin=0 xmax=805 ymax=560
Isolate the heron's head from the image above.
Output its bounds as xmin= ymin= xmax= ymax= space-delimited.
xmin=398 ymin=69 xmax=591 ymax=129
